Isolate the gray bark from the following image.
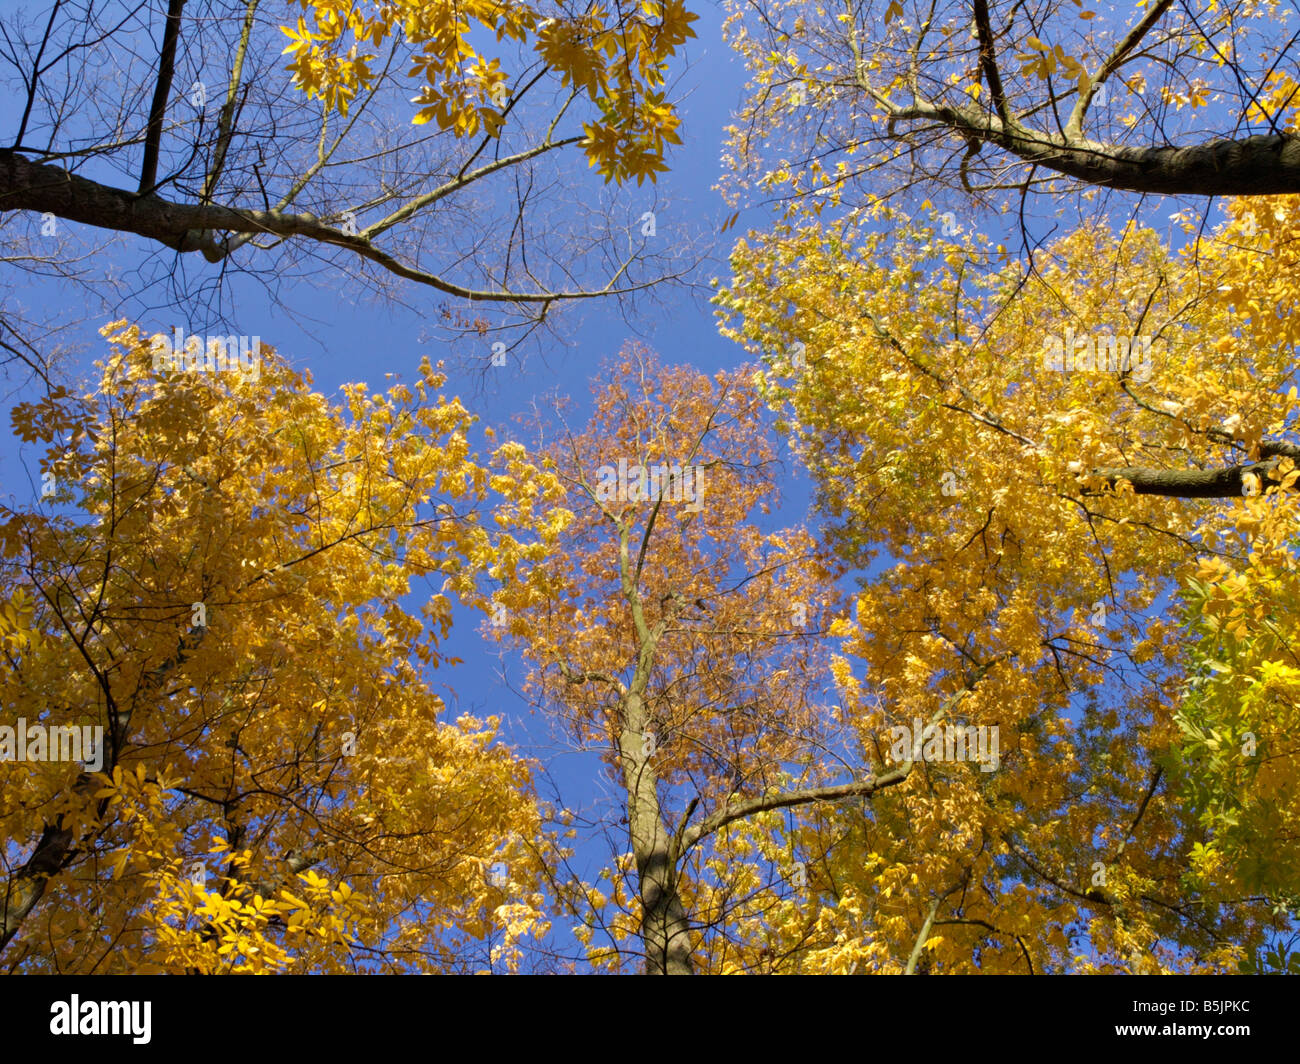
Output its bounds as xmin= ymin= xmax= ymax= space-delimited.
xmin=1091 ymin=459 xmax=1282 ymax=498
xmin=987 ymin=129 xmax=1300 ymax=197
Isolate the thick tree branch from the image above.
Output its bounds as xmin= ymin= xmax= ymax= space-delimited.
xmin=0 ymin=622 xmax=206 ymax=952
xmin=1088 ymin=458 xmax=1282 ymax=498
xmin=556 ymin=660 xmax=629 ymax=696
xmin=1003 ymin=834 xmax=1110 ymax=907
xmin=0 ymin=784 xmax=91 ymax=950
xmin=873 ymin=90 xmax=1300 ymax=195
xmin=1112 ymin=767 xmax=1163 ymax=862
xmin=0 ymin=151 xmax=666 ymax=303
xmin=680 ymin=768 xmax=906 ymax=851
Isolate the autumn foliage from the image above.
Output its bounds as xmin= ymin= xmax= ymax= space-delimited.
xmin=283 ymin=0 xmax=697 ymax=183
xmin=1 ymin=323 xmax=564 ymax=972
xmin=4 ymin=0 xmax=1300 ymax=980
xmin=714 ymin=193 xmax=1300 ymax=972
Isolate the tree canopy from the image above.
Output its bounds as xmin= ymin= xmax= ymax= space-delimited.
xmin=1 ymin=323 xmax=564 ymax=971
xmin=3 ymin=0 xmax=1299 ymax=979
xmin=721 ymin=0 xmax=1300 ymax=214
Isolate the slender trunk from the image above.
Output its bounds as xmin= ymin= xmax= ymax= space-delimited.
xmin=619 ymin=691 xmax=692 ymax=974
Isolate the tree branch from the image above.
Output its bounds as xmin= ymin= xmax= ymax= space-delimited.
xmin=680 ymin=665 xmax=1001 ymax=852
xmin=138 ymin=0 xmax=187 ymax=195
xmin=1088 ymin=458 xmax=1283 ymax=498
xmin=201 ymin=0 xmax=258 ymax=204
xmin=905 ymin=894 xmax=943 ymax=974
xmin=0 ymin=151 xmax=666 ymax=303
xmin=971 ymin=0 xmax=1011 ymax=128
xmin=872 ymin=91 xmax=1300 ymax=195
xmin=556 ymin=660 xmax=629 ymax=696
xmin=680 ymin=768 xmax=905 ymax=851
xmin=0 ymin=623 xmax=207 ymax=952
xmin=1065 ymin=0 xmax=1174 ymax=141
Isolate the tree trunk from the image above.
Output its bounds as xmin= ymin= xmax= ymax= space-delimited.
xmin=619 ymin=692 xmax=692 ymax=975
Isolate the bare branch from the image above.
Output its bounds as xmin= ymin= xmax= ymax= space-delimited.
xmin=138 ymin=0 xmax=187 ymax=196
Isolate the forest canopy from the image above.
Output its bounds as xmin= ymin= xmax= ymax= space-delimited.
xmin=2 ymin=0 xmax=1298 ymax=977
